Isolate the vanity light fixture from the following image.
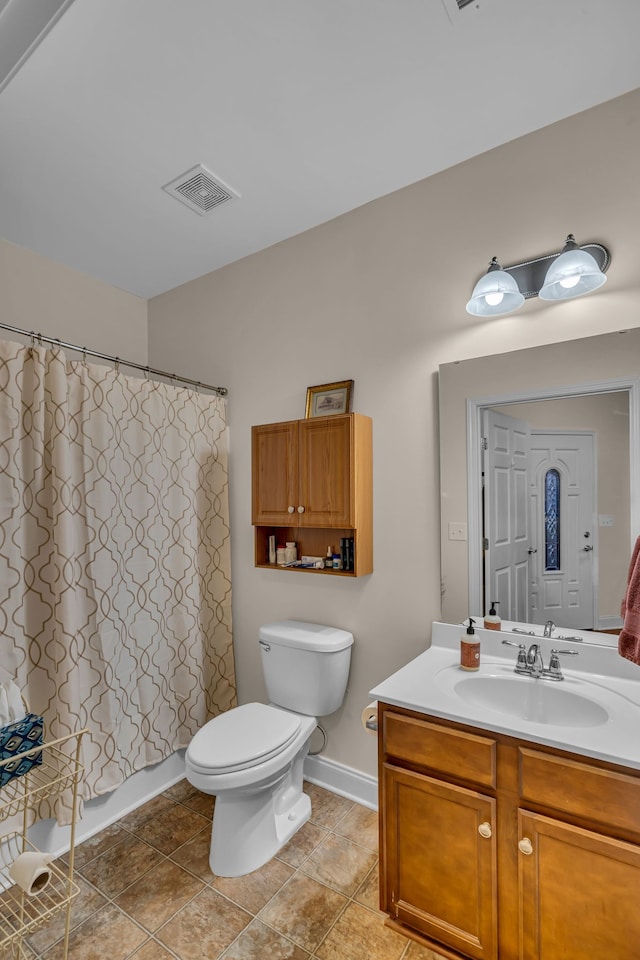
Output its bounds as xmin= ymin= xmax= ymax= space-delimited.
xmin=465 ymin=257 xmax=525 ymax=318
xmin=466 ymin=235 xmax=610 ymax=318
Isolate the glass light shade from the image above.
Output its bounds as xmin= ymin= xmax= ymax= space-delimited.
xmin=539 ymin=246 xmax=607 ymax=301
xmin=466 ymin=263 xmax=525 ymax=317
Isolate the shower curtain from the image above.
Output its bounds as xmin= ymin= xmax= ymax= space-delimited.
xmin=0 ymin=339 xmax=236 ymax=820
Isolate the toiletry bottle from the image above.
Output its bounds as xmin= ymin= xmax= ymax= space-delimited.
xmin=484 ymin=601 xmax=501 ymax=631
xmin=325 ymin=546 xmax=333 ymax=569
xmin=460 ymin=618 xmax=480 ymax=671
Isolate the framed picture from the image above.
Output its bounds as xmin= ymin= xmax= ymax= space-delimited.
xmin=305 ymin=380 xmax=354 ymax=418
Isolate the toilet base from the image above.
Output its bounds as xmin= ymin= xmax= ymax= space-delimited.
xmin=209 ymin=747 xmax=311 ymax=877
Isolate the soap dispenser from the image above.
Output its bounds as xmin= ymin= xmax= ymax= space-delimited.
xmin=484 ymin=601 xmax=501 ymax=631
xmin=460 ymin=618 xmax=480 ymax=671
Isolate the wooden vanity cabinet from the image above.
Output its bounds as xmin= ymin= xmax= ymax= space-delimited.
xmin=252 ymin=413 xmax=372 ymax=575
xmin=379 ymin=702 xmax=640 ymax=960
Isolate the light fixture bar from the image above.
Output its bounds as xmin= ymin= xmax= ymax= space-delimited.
xmin=466 ymin=236 xmax=611 ymax=318
xmin=502 ymin=241 xmax=610 ymax=300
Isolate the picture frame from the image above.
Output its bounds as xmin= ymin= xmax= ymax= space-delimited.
xmin=305 ymin=380 xmax=354 ymax=419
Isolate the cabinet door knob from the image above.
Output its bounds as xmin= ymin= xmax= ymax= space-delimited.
xmin=478 ymin=821 xmax=492 ymax=839
xmin=297 ymin=505 xmax=305 ymax=514
xmin=518 ymin=837 xmax=533 ymax=855
xmin=288 ymin=505 xmax=295 ymax=514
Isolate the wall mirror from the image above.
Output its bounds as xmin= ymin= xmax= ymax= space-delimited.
xmin=439 ymin=329 xmax=640 ymax=630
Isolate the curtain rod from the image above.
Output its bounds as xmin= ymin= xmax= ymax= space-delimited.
xmin=0 ymin=321 xmax=228 ymax=397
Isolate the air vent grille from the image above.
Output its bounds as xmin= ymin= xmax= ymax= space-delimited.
xmin=163 ymin=165 xmax=240 ymax=216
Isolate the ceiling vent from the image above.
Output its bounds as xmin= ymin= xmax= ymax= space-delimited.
xmin=441 ymin=0 xmax=480 ymax=24
xmin=163 ymin=164 xmax=240 ymax=216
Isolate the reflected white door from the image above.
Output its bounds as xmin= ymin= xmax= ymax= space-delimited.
xmin=528 ymin=432 xmax=595 ymax=630
xmin=483 ymin=409 xmax=531 ymax=621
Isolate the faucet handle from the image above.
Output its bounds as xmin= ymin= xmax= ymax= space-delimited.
xmin=502 ymin=638 xmax=528 ymax=673
xmin=547 ymin=647 xmax=579 ymax=680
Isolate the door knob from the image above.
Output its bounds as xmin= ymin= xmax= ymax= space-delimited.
xmin=527 ymin=548 xmax=537 ymax=555
xmin=518 ymin=837 xmax=533 ymax=855
xmin=478 ymin=822 xmax=492 ymax=839
xmin=583 ymin=545 xmax=593 ymax=552
xmin=288 ymin=506 xmax=295 ymax=514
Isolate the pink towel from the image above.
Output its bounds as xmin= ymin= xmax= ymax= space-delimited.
xmin=619 ymin=536 xmax=640 ymax=665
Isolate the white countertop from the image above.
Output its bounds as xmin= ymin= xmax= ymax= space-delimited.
xmin=370 ymin=622 xmax=640 ymax=771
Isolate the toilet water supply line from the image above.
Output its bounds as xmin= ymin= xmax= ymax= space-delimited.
xmin=309 ymin=725 xmax=327 ymax=755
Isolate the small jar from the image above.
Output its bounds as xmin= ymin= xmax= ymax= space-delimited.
xmin=332 ymin=553 xmax=342 ymax=570
xmin=284 ymin=541 xmax=297 ymax=564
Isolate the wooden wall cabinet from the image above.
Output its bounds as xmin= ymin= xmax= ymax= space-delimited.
xmin=252 ymin=413 xmax=372 ymax=576
xmin=379 ymin=703 xmax=640 ymax=960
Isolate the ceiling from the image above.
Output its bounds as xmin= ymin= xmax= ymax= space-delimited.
xmin=2 ymin=0 xmax=640 ymax=300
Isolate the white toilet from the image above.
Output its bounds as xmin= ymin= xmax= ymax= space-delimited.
xmin=185 ymin=619 xmax=354 ymax=877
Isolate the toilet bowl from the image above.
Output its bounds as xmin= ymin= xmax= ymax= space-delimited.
xmin=187 ymin=702 xmax=316 ymax=876
xmin=185 ymin=620 xmax=354 ymax=877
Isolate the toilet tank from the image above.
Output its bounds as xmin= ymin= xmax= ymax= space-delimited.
xmin=259 ymin=620 xmax=354 ymax=716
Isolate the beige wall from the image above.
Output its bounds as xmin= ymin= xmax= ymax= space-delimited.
xmin=0 ymin=240 xmax=148 ymax=362
xmin=143 ymin=87 xmax=640 ymax=780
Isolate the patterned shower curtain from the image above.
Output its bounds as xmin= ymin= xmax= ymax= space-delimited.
xmin=0 ymin=340 xmax=236 ymax=821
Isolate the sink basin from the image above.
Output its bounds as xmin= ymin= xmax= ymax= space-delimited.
xmin=453 ymin=674 xmax=609 ymax=727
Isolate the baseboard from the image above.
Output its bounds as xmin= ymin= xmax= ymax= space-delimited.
xmin=27 ymin=750 xmax=188 ymax=859
xmin=24 ymin=749 xmax=378 ymax=860
xmin=596 ymin=615 xmax=623 ymax=631
xmin=304 ymin=754 xmax=378 ymax=811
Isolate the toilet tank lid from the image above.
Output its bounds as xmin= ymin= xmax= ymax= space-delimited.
xmin=259 ymin=620 xmax=354 ymax=652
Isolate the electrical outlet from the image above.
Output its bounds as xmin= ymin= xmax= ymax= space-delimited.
xmin=448 ymin=522 xmax=467 ymax=541
xmin=599 ymin=515 xmax=614 ymax=527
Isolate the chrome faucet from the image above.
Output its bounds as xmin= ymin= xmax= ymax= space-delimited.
xmin=543 ymin=620 xmax=556 ymax=638
xmin=502 ymin=638 xmax=578 ymax=680
xmin=526 ymin=643 xmax=545 ymax=677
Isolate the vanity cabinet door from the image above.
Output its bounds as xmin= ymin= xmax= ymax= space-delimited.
xmin=519 ymin=810 xmax=640 ymax=960
xmin=382 ymin=763 xmax=498 ymax=960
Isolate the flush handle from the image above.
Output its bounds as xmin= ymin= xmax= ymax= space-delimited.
xmin=518 ymin=837 xmax=533 ymax=855
xmin=259 ymin=640 xmax=271 ymax=652
xmin=478 ymin=822 xmax=492 ymax=839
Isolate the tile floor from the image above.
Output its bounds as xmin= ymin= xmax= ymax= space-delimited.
xmin=20 ymin=780 xmax=446 ymax=960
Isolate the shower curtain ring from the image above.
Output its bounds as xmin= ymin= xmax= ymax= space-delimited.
xmin=145 ymin=366 xmax=150 ymax=380
xmin=114 ymin=357 xmax=120 ymax=373
xmin=29 ymin=331 xmax=35 ymax=347
xmin=37 ymin=333 xmax=42 ymax=346
xmin=82 ymin=347 xmax=87 ymax=362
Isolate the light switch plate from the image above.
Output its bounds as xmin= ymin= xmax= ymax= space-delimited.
xmin=448 ymin=522 xmax=468 ymax=541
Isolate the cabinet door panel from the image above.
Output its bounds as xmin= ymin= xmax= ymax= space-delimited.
xmin=383 ymin=763 xmax=497 ymax=960
xmin=519 ymin=810 xmax=640 ymax=960
xmin=252 ymin=421 xmax=298 ymax=525
xmin=298 ymin=416 xmax=352 ymax=526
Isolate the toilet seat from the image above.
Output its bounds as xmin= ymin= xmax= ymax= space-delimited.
xmin=186 ymin=702 xmax=303 ymax=775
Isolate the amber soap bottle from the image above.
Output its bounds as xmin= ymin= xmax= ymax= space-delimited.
xmin=460 ymin=617 xmax=480 ymax=671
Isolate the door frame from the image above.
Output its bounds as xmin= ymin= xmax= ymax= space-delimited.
xmin=466 ymin=376 xmax=640 ymax=621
